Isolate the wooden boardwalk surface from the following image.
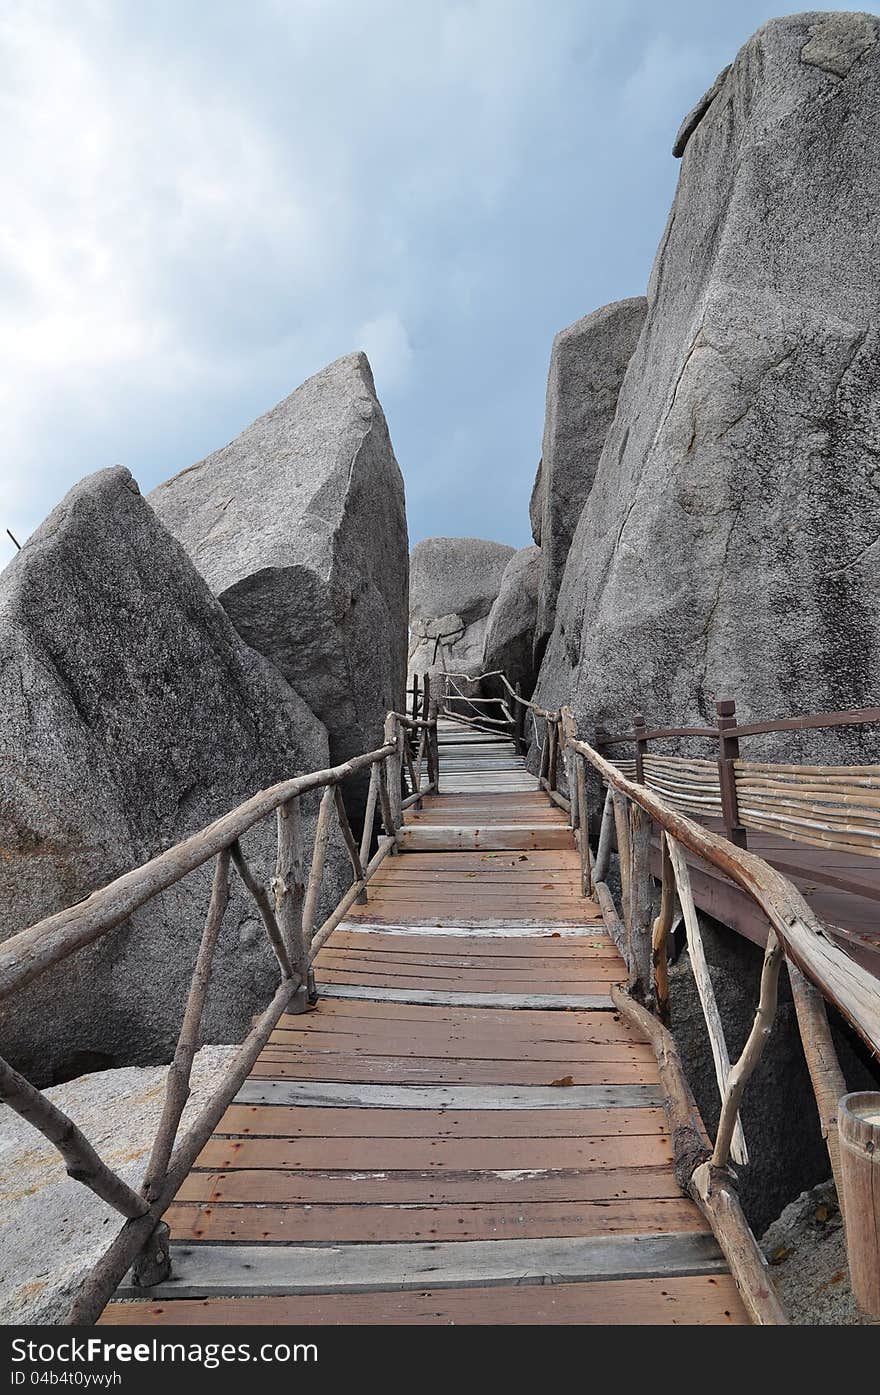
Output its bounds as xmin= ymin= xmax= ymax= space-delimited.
xmin=103 ymin=722 xmax=747 ymax=1325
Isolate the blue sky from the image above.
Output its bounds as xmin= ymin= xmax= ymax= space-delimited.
xmin=0 ymin=2 xmax=859 ymax=566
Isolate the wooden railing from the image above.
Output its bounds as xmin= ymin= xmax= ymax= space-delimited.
xmin=597 ymin=699 xmax=880 ymax=880
xmin=438 ymin=671 xmax=880 ymax=1324
xmin=0 ymin=681 xmax=440 ymax=1325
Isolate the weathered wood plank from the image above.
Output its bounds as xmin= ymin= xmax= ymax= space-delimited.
xmin=278 ymin=1001 xmax=638 ymax=1040
xmin=313 ymin=968 xmax=620 ymax=993
xmin=248 ymin=1054 xmax=655 ymax=1085
xmin=331 ymin=920 xmax=603 ymax=938
xmin=101 ymin=1274 xmax=749 ymax=1325
xmin=326 ymin=932 xmax=616 ymax=958
xmin=216 ymin=1104 xmax=667 ymax=1137
xmin=314 ymin=950 xmax=624 ymax=978
xmin=266 ymin=1032 xmax=651 ymax=1064
xmin=315 ymin=984 xmax=613 ymax=1010
xmin=233 ymin=1080 xmax=664 ymax=1109
xmin=398 ymin=826 xmax=573 ymax=851
xmin=117 ymin=1233 xmax=726 ymax=1298
xmin=194 ymin=1133 xmax=673 ymax=1172
xmin=166 ymin=1197 xmax=706 ymax=1244
xmin=175 ymin=1165 xmax=681 ymax=1205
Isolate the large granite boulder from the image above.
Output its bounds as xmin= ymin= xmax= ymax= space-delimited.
xmin=482 ymin=545 xmax=541 ymax=699
xmin=0 ymin=1047 xmax=236 ymax=1325
xmin=535 ymin=12 xmax=880 ymax=764
xmin=408 ymin=537 xmax=515 ymax=681
xmin=0 ymin=468 xmax=348 ymax=1085
xmin=150 ymin=352 xmax=408 ymax=783
xmin=533 ymin=297 xmax=646 ymax=661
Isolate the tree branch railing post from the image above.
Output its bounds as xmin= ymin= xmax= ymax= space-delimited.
xmin=716 ymin=697 xmax=748 ymax=849
xmin=633 ymin=711 xmax=648 ymax=785
xmin=273 ymin=797 xmax=309 ymax=1007
xmin=627 ymin=801 xmax=653 ymax=1002
xmin=547 ymin=718 xmax=559 ymax=792
xmin=514 ymin=681 xmax=526 ymax=754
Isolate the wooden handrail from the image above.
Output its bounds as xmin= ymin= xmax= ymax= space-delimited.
xmin=441 ymin=668 xmax=560 ymax=722
xmin=0 ymin=740 xmax=396 ymax=1002
xmin=560 ymin=708 xmax=880 ymax=1056
xmin=0 ymin=697 xmax=440 ymax=1320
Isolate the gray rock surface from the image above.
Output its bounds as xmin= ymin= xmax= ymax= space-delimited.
xmin=760 ymin=1180 xmax=864 ymax=1324
xmin=408 ymin=537 xmax=515 ymax=680
xmin=0 ymin=1047 xmax=236 ymax=1325
xmin=151 ymin=352 xmax=408 ymax=783
xmin=529 ymin=460 xmax=544 ymax=545
xmin=482 ymin=546 xmax=541 ymax=698
xmin=0 ymin=467 xmax=348 ymax=1084
xmin=535 ymin=13 xmax=880 ymax=764
xmin=672 ymin=63 xmax=731 ymax=157
xmin=533 ymin=298 xmax=646 ymax=661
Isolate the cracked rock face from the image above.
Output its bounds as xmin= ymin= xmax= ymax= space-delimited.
xmin=534 ymin=12 xmax=880 ymax=762
xmin=408 ymin=537 xmax=515 ymax=680
xmin=533 ymin=298 xmax=647 ymax=661
xmin=0 ymin=468 xmax=348 ymax=1084
xmin=151 ymin=352 xmax=409 ymax=785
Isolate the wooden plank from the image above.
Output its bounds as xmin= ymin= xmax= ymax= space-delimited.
xmin=314 ymin=985 xmax=613 ymax=1010
xmin=247 ymin=1056 xmax=657 ymax=1084
xmin=358 ymin=895 xmax=590 ymax=913
xmin=327 ymin=935 xmax=615 ymax=960
xmin=233 ymin=1080 xmax=664 ymax=1109
xmin=398 ymin=827 xmax=572 ymax=852
xmin=194 ymin=1133 xmax=674 ymax=1172
xmin=312 ymin=969 xmax=619 ymax=993
xmin=280 ymin=998 xmax=634 ymax=1034
xmin=408 ymin=798 xmax=560 ymax=809
xmin=266 ymin=1032 xmax=651 ymax=1063
xmin=327 ymin=932 xmax=616 ymax=958
xmin=331 ymin=920 xmax=603 ymax=938
xmin=101 ymin=1273 xmax=750 ymax=1325
xmin=406 ymin=812 xmax=568 ymax=826
xmin=372 ymin=871 xmax=583 ymax=886
xmin=360 ymin=884 xmax=586 ymax=902
xmin=117 ymin=1233 xmax=726 ymax=1298
xmin=388 ymin=851 xmax=584 ymax=869
xmin=439 ymin=785 xmax=539 ymax=795
xmin=176 ymin=1165 xmax=681 ymax=1205
xmin=166 ymin=1197 xmax=706 ymax=1244
xmin=216 ymin=1104 xmax=668 ymax=1137
xmin=279 ymin=999 xmax=635 ymax=1037
xmin=314 ymin=950 xmax=624 ymax=978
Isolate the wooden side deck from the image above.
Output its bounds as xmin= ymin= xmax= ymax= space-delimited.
xmin=102 ymin=723 xmax=747 ymax=1325
xmin=651 ymin=820 xmax=880 ymax=976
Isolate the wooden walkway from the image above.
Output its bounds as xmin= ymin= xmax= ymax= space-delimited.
xmin=103 ymin=722 xmax=747 ymax=1325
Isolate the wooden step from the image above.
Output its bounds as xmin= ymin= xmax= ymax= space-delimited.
xmin=398 ymin=825 xmax=574 ymax=851
xmin=115 ymin=1232 xmax=726 ymax=1300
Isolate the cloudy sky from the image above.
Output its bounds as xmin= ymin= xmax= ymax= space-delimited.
xmin=0 ymin=1 xmax=854 ymax=566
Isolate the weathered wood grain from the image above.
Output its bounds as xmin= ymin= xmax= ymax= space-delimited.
xmin=101 ymin=1274 xmax=749 ymax=1325
xmin=117 ymin=1232 xmax=726 ymax=1299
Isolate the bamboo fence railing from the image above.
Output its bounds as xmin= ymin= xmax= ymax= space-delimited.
xmin=0 ymin=676 xmax=440 ymax=1325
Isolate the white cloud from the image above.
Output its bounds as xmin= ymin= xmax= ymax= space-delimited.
xmin=355 ymin=312 xmax=413 ymax=394
xmin=0 ymin=0 xmax=743 ymax=561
